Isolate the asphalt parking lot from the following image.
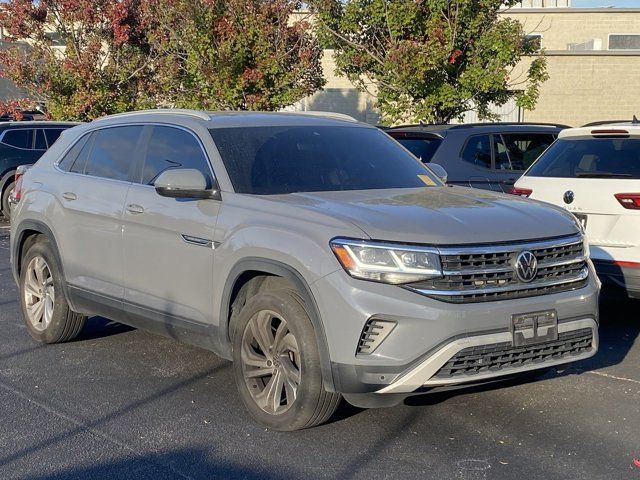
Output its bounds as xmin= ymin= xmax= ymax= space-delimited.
xmin=0 ymin=218 xmax=639 ymax=480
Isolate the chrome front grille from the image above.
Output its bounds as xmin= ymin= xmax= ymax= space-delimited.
xmin=408 ymin=234 xmax=589 ymax=303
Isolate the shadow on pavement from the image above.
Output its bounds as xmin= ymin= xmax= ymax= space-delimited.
xmin=76 ymin=316 xmax=135 ymax=341
xmin=23 ymin=448 xmax=293 ymax=480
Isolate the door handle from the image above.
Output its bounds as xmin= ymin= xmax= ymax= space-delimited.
xmin=62 ymin=192 xmax=77 ymax=201
xmin=126 ymin=204 xmax=145 ymax=215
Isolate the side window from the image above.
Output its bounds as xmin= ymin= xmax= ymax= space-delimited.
xmin=45 ymin=128 xmax=65 ymax=147
xmin=461 ymin=135 xmax=492 ymax=169
xmin=501 ymin=133 xmax=555 ymax=171
xmin=58 ymin=134 xmax=91 ymax=172
xmin=84 ymin=126 xmax=143 ymax=181
xmin=34 ymin=130 xmax=47 ymax=150
xmin=493 ymin=135 xmax=512 ymax=170
xmin=141 ymin=126 xmax=212 ymax=186
xmin=1 ymin=129 xmax=34 ymax=149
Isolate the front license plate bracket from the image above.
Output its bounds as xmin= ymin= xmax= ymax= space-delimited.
xmin=511 ymin=310 xmax=558 ymax=347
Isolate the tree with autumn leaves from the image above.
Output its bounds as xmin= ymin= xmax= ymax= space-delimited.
xmin=312 ymin=0 xmax=549 ymax=124
xmin=0 ymin=0 xmax=548 ymax=124
xmin=0 ymin=0 xmax=161 ymax=120
xmin=0 ymin=0 xmax=323 ymax=121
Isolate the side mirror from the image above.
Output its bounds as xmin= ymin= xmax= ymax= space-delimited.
xmin=154 ymin=169 xmax=220 ymax=200
xmin=427 ymin=163 xmax=448 ymax=184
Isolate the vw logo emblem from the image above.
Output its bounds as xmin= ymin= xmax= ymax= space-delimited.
xmin=563 ymin=190 xmax=575 ymax=205
xmin=515 ymin=251 xmax=538 ymax=283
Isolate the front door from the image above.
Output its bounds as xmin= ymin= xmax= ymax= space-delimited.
xmin=122 ymin=125 xmax=221 ymax=332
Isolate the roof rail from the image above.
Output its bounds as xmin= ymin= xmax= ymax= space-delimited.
xmin=581 ymin=119 xmax=635 ymax=127
xmin=448 ymin=121 xmax=571 ymax=129
xmin=93 ymin=109 xmax=212 ymax=122
xmin=387 ymin=121 xmax=570 ymax=130
xmin=290 ymin=111 xmax=358 ymax=123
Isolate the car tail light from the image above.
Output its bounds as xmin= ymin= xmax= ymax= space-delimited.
xmin=507 ymin=186 xmax=533 ymax=197
xmin=614 ymin=193 xmax=640 ymax=210
xmin=613 ymin=260 xmax=640 ymax=269
xmin=12 ymin=165 xmax=30 ymax=202
xmin=591 ymin=129 xmax=630 ymax=138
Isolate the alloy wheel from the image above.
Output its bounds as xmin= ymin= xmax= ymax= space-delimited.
xmin=240 ymin=309 xmax=301 ymax=415
xmin=23 ymin=256 xmax=55 ymax=332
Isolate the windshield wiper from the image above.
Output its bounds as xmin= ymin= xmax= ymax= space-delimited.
xmin=575 ymin=172 xmax=634 ymax=178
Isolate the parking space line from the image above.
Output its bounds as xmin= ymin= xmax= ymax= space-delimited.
xmin=587 ymin=370 xmax=640 ymax=385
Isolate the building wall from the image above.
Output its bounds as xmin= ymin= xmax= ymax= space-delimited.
xmin=503 ymin=9 xmax=640 ymax=51
xmin=505 ymin=9 xmax=640 ymax=126
xmin=519 ymin=54 xmax=640 ymax=126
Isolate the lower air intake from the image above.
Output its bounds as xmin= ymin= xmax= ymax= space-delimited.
xmin=356 ymin=318 xmax=396 ymax=355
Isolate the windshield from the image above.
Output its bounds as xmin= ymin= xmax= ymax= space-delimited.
xmin=527 ymin=138 xmax=640 ymax=179
xmin=210 ymin=126 xmax=440 ymax=194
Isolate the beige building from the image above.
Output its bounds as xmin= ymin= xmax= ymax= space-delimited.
xmin=304 ymin=7 xmax=640 ymax=127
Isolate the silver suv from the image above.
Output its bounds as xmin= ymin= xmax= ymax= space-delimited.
xmin=10 ymin=110 xmax=600 ymax=430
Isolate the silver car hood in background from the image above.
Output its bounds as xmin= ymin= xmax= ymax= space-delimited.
xmin=277 ymin=186 xmax=579 ymax=245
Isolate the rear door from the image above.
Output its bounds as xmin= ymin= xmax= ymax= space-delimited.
xmin=121 ymin=125 xmax=221 ymax=329
xmin=520 ymin=135 xmax=640 ymax=261
xmin=52 ymin=125 xmax=144 ymax=300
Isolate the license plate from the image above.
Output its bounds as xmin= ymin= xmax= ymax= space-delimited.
xmin=511 ymin=310 xmax=558 ymax=347
xmin=574 ymin=213 xmax=588 ymax=230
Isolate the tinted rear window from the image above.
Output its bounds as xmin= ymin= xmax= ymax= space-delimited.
xmin=84 ymin=126 xmax=142 ymax=181
xmin=210 ymin=126 xmax=437 ymax=195
xmin=392 ymin=137 xmax=442 ymax=163
xmin=527 ymin=138 xmax=640 ymax=179
xmin=2 ymin=129 xmax=33 ymax=149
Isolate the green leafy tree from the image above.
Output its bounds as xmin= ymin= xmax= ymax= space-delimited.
xmin=0 ymin=0 xmax=161 ymax=121
xmin=313 ymin=0 xmax=549 ymax=124
xmin=147 ymin=0 xmax=325 ymax=111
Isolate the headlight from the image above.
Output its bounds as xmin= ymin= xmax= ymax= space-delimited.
xmin=330 ymin=238 xmax=442 ymax=284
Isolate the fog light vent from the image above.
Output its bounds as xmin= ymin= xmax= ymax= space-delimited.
xmin=356 ymin=318 xmax=396 ymax=355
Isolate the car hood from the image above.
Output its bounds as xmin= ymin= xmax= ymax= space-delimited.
xmin=272 ymin=186 xmax=579 ymax=245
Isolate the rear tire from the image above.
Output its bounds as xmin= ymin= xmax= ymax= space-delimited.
xmin=1 ymin=180 xmax=14 ymax=220
xmin=19 ymin=237 xmax=86 ymax=343
xmin=231 ymin=288 xmax=341 ymax=431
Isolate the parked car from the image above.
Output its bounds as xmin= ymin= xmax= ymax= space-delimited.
xmin=385 ymin=122 xmax=567 ymax=192
xmin=0 ymin=121 xmax=79 ymax=220
xmin=10 ymin=110 xmax=598 ymax=430
xmin=512 ymin=122 xmax=640 ymax=299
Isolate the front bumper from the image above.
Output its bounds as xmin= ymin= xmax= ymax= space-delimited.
xmin=376 ymin=317 xmax=597 ymax=394
xmin=312 ymin=267 xmax=600 ymax=395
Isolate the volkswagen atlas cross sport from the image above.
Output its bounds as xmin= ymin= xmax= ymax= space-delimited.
xmin=10 ymin=109 xmax=599 ymax=430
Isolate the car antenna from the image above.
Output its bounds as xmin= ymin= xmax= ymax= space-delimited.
xmin=633 ymin=115 xmax=639 ymax=124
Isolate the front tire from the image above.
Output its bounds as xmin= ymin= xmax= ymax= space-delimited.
xmin=19 ymin=237 xmax=86 ymax=343
xmin=231 ymin=288 xmax=341 ymax=430
xmin=1 ymin=180 xmax=14 ymax=220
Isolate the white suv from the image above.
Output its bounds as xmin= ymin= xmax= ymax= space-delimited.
xmin=513 ymin=122 xmax=640 ymax=298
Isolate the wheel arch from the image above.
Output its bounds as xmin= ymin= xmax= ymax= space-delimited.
xmin=219 ymin=257 xmax=336 ymax=392
xmin=12 ymin=219 xmax=77 ymax=312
